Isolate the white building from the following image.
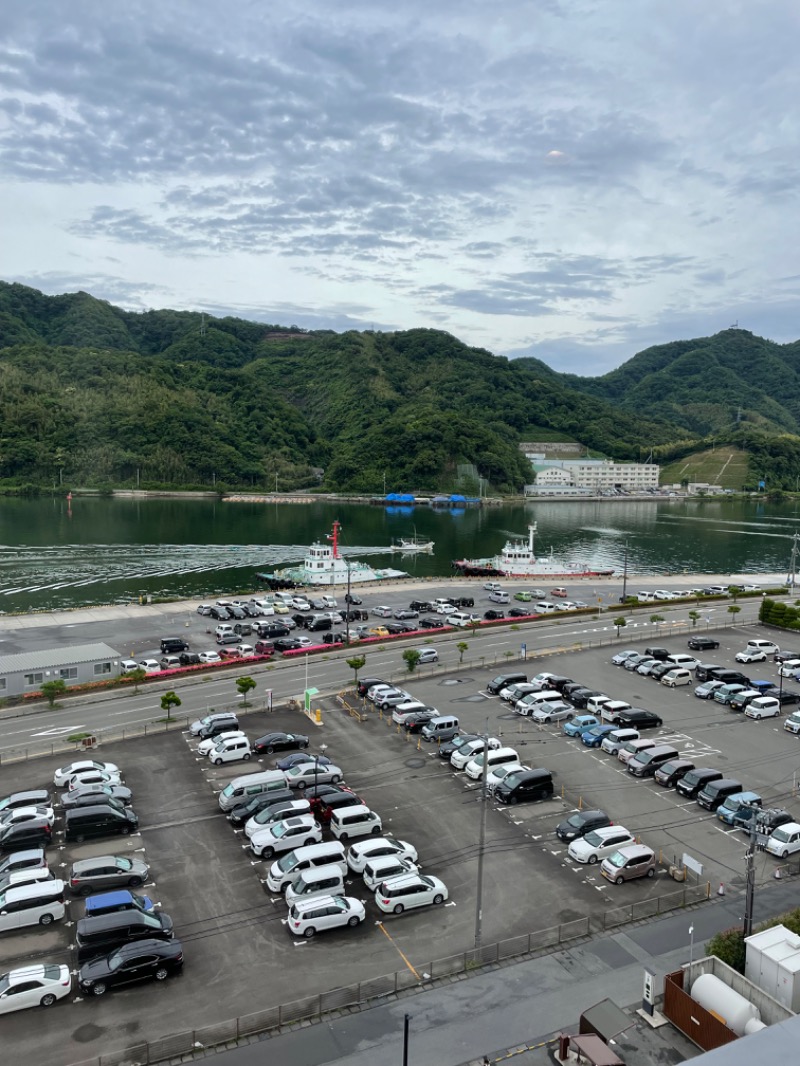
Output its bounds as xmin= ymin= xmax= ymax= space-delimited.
xmin=525 ymin=456 xmax=659 ymax=493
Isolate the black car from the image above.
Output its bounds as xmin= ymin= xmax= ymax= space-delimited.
xmin=253 ymin=732 xmax=310 ymax=754
xmin=292 ymin=614 xmax=309 ymax=628
xmin=227 ymin=789 xmax=294 ymax=826
xmin=484 ymin=609 xmax=505 ymax=620
xmin=384 ymin=622 xmax=410 ymax=635
xmin=437 ymin=734 xmax=479 ymax=760
xmin=695 ymin=663 xmax=724 ymax=681
xmin=556 ymin=809 xmax=611 ymax=842
xmin=322 ymin=632 xmax=345 ymax=644
xmin=561 ymin=683 xmax=586 ymax=702
xmin=0 ymin=819 xmax=52 ymax=852
xmin=79 ymin=938 xmax=184 ymax=996
xmin=304 ymin=783 xmax=354 ymax=804
xmin=209 ymin=606 xmax=230 ymax=620
xmin=687 ymin=637 xmax=720 ymax=651
xmin=160 ymin=638 xmax=188 ymax=654
xmin=649 ymin=663 xmax=673 ymax=681
xmin=776 ymin=689 xmax=800 ymax=706
xmin=306 ymin=617 xmax=332 ymax=632
xmin=403 ymin=711 xmax=438 ymax=733
xmin=256 ymin=623 xmax=291 ymax=639
xmin=356 ymin=677 xmax=385 ymax=697
xmin=61 ymin=785 xmax=132 ymax=809
xmin=547 ymin=676 xmax=574 ymax=694
xmin=675 ymin=767 xmax=723 ymax=799
xmin=570 ymin=689 xmax=603 ymax=709
xmin=508 ymin=607 xmax=532 ymax=618
xmin=644 ymin=647 xmax=671 ymax=661
xmin=274 ymin=752 xmax=331 ymax=771
xmin=615 ymin=709 xmax=663 ymax=730
xmin=653 ymin=758 xmax=696 ymax=788
xmin=273 ymin=638 xmax=305 ymax=653
xmin=418 ymin=617 xmax=446 ymax=629
xmin=774 ymin=650 xmax=800 ymax=664
xmin=344 ymin=593 xmax=363 ymax=605
xmin=453 ymin=597 xmax=474 ymax=608
xmin=228 ymin=606 xmax=247 ymax=620
xmin=179 ymin=652 xmax=201 ymax=666
xmin=409 ymin=600 xmax=434 ymax=612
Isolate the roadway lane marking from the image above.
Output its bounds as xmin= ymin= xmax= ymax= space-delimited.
xmin=376 ymin=921 xmax=421 ymax=979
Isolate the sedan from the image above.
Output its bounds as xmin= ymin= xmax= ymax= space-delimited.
xmin=250 ymin=815 xmax=322 ymax=858
xmin=568 ymin=827 xmax=635 ymax=865
xmin=291 ymin=598 xmax=312 ymax=611
xmin=79 ymin=940 xmax=183 ymax=996
xmin=347 ymin=837 xmax=418 ymax=873
xmin=197 ymin=651 xmax=221 ymax=664
xmin=530 ymin=702 xmax=574 ymax=724
xmin=735 ymin=649 xmax=767 ymax=663
xmin=0 ymin=805 xmax=55 ymax=829
xmin=687 ymin=637 xmax=720 ymax=650
xmin=253 ymin=732 xmax=310 ymax=754
xmin=508 ymin=608 xmax=532 ymax=618
xmin=0 ymin=964 xmax=71 ymax=1013
xmin=418 ymin=617 xmax=446 ymax=629
xmin=273 ymin=638 xmax=306 ymax=654
xmin=60 ymin=784 xmax=132 ymax=809
xmin=563 ymin=714 xmax=600 ymax=737
xmin=285 ymin=763 xmax=343 ymax=789
xmin=394 ymin=609 xmax=418 ymax=620
xmin=68 ymin=855 xmax=150 ymax=896
xmin=53 ymin=761 xmax=120 ymax=788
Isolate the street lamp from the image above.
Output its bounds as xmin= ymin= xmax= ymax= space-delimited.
xmin=621 ymin=537 xmax=629 ymax=603
xmin=314 ymin=743 xmax=328 ymax=794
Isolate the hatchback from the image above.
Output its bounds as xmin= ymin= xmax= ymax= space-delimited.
xmin=563 ymin=715 xmax=599 ymax=737
xmin=556 ymin=810 xmax=611 ymax=842
xmin=568 ymin=826 xmax=635 ymax=865
xmin=287 ymin=895 xmax=365 ymax=937
xmin=695 ymin=680 xmax=725 ymax=700
xmin=346 ymin=837 xmax=418 ymax=874
xmin=244 ymin=800 xmax=311 ymax=838
xmin=375 ymin=873 xmax=449 ymax=915
xmin=415 ymin=647 xmax=439 ymax=664
xmin=601 ymin=845 xmax=656 ymax=884
xmin=53 ymin=760 xmax=120 ymax=788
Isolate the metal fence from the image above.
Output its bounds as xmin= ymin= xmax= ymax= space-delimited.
xmin=66 ymin=884 xmax=710 ymax=1066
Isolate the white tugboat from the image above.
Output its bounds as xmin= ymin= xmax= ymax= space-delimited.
xmin=259 ymin=521 xmax=408 ymax=587
xmin=453 ymin=523 xmax=614 ymax=578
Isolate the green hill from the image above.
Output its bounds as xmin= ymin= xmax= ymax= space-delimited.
xmin=659 ymin=447 xmax=751 ymax=489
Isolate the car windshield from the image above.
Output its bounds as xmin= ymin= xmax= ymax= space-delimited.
xmin=583 ymin=831 xmax=604 ymax=848
xmin=272 ymin=822 xmax=291 ymax=838
xmin=114 ymin=857 xmax=132 ymax=872
xmin=0 ymin=976 xmax=9 ymax=995
xmin=277 ymin=852 xmax=299 ymax=873
xmin=606 ymin=851 xmax=625 ymax=869
xmin=107 ymin=951 xmax=126 ymax=972
xmin=772 ymin=828 xmax=791 ymax=844
xmin=567 ymin=813 xmax=585 ymax=829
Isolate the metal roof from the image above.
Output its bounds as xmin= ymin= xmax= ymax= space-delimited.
xmin=0 ymin=643 xmax=122 ymax=674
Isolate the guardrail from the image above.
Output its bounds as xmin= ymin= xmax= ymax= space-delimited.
xmin=65 ymin=883 xmax=709 ymax=1066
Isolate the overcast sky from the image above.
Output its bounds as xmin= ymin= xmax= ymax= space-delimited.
xmin=1 ymin=0 xmax=798 ymax=373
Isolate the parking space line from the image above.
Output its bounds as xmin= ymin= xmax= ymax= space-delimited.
xmin=376 ymin=921 xmax=421 ymax=979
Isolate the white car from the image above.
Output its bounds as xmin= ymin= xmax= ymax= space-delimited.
xmin=530 ymin=702 xmax=574 ymax=723
xmin=568 ymin=826 xmax=636 ymax=865
xmin=0 ymin=964 xmax=71 ymax=1013
xmin=391 ymin=702 xmax=427 ymax=724
xmin=499 ymin=683 xmax=537 ymax=704
xmin=138 ymin=659 xmax=161 ymax=674
xmin=486 ymin=763 xmax=528 ymax=793
xmin=363 ymin=856 xmax=419 ymax=891
xmin=119 ymin=659 xmax=140 ymax=674
xmin=779 ymin=660 xmax=800 ymax=677
xmin=294 ymin=635 xmax=314 ymax=647
xmin=287 ymin=895 xmax=365 ymax=938
xmin=197 ymin=604 xmax=213 ymax=616
xmin=375 ymin=872 xmax=449 ymax=914
xmin=208 ymin=736 xmax=252 ymax=765
xmin=611 ymin=650 xmax=638 ymax=666
xmin=250 ymin=815 xmax=322 ymax=859
xmin=652 ymin=590 xmax=674 ymax=600
xmin=556 ymin=601 xmax=578 ymax=612
xmin=0 ymin=805 xmax=55 ymax=829
xmin=237 ymin=644 xmax=256 ymax=657
xmin=436 ymin=602 xmax=456 ymax=615
xmin=483 ymin=582 xmax=502 ymax=592
xmin=53 ymin=760 xmax=120 ymax=788
xmin=735 ymin=649 xmax=767 ymax=663
xmin=346 ymin=837 xmax=418 ymax=874
xmin=291 ymin=598 xmax=312 ymax=611
xmin=450 ymin=738 xmax=500 ymax=770
xmin=744 ymin=697 xmax=781 ymax=720
xmin=197 ymin=651 xmax=221 ymax=664
xmin=784 ymin=712 xmax=800 ymax=734
xmin=244 ymin=800 xmax=311 ymax=839
xmin=464 ymin=748 xmax=518 ymax=781
xmin=529 ymin=672 xmax=558 ymax=691
xmin=367 ymin=684 xmax=398 ymax=703
xmin=586 ymin=695 xmax=613 ymax=714
xmin=197 ymin=730 xmax=246 ymax=756
xmin=285 ymin=763 xmax=343 ymax=789
xmin=68 ymin=770 xmax=122 ymax=791
xmin=372 ymin=605 xmax=394 ymax=617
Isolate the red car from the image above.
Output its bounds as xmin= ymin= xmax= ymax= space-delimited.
xmin=551 ymin=587 xmax=568 ymax=598
xmin=310 ymin=789 xmax=361 ymax=824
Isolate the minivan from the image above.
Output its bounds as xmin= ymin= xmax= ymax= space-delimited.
xmin=421 ymin=715 xmax=459 ymax=742
xmin=266 ymin=842 xmax=348 ymax=893
xmin=697 ymin=777 xmax=744 ymax=811
xmin=218 ymin=771 xmax=288 ymax=812
xmin=661 ymin=669 xmax=693 ymax=687
xmin=618 ymin=738 xmax=656 ymax=766
xmin=0 ymin=880 xmax=65 ymax=932
xmin=329 ymin=805 xmax=382 ymax=842
xmin=665 ymin=654 xmax=699 ymax=670
xmin=676 ymin=768 xmax=723 ymax=799
xmin=627 ymin=745 xmax=679 ymax=778
xmin=765 ymin=822 xmax=800 ymax=859
xmin=208 ymin=736 xmax=252 ymax=765
xmin=709 ymin=668 xmax=750 ymax=686
xmin=464 ymin=746 xmax=519 ymax=780
xmin=601 ymin=845 xmax=656 ymax=884
xmin=214 ymin=624 xmax=234 ymax=641
xmin=75 ymin=909 xmax=174 ymax=963
xmin=284 ymin=865 xmax=346 ymax=907
xmin=486 ymin=673 xmax=527 ymax=695
xmin=747 ymin=639 xmax=780 ymax=655
xmin=64 ymin=804 xmax=139 ymax=844
xmin=494 ymin=768 xmax=554 ymax=805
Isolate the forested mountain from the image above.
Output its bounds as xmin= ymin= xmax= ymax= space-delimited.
xmin=0 ymin=282 xmax=676 ymax=493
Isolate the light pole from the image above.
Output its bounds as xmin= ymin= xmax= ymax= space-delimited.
xmin=314 ymin=743 xmax=328 ymax=795
xmin=474 ymin=717 xmax=490 ymax=953
xmin=621 ymin=537 xmax=629 ymax=603
xmin=345 ymin=559 xmax=352 ymax=646
xmin=689 ymin=924 xmax=695 ymax=966
xmin=402 ymin=1013 xmax=410 ymax=1066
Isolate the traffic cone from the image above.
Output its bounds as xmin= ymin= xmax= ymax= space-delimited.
xmin=717 ymin=882 xmax=725 ymax=896
xmin=775 ymin=868 xmax=783 ymax=880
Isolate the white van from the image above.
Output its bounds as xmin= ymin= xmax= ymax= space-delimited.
xmin=747 ymin=639 xmax=780 ymax=655
xmin=516 ymin=691 xmax=563 ymax=714
xmin=218 ymin=770 xmax=288 ymax=811
xmin=766 ymin=822 xmax=800 ymax=859
xmin=0 ymin=880 xmax=66 ymax=932
xmin=446 ymin=612 xmax=473 ymax=628
xmin=329 ymin=805 xmax=383 ymax=842
xmin=535 ymin=601 xmax=557 ymax=614
xmin=208 ymin=736 xmax=252 ymax=765
xmin=665 ymin=654 xmax=699 ymax=670
xmin=661 ymin=668 xmax=693 ymax=687
xmin=284 ymin=864 xmax=346 ymax=907
xmin=266 ymin=842 xmax=347 ymax=893
xmin=464 ymin=746 xmax=519 ymax=780
xmin=618 ymin=739 xmax=656 ymax=766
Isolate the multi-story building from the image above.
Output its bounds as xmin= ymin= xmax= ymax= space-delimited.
xmin=523 ymin=456 xmax=659 ymax=494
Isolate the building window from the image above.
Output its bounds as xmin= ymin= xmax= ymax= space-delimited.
xmin=59 ymin=667 xmax=78 ymax=681
xmin=24 ymin=672 xmax=44 ymax=687
xmin=0 ymin=678 xmax=5 ymax=691
xmin=93 ymin=662 xmax=112 ymax=676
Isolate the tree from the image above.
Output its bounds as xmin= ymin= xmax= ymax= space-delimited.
xmin=727 ymin=605 xmax=742 ymax=625
xmin=457 ymin=641 xmax=468 ymax=663
xmin=613 ymin=616 xmax=627 ymax=638
xmin=402 ymin=649 xmax=421 ymax=673
xmin=467 ymin=619 xmax=481 ymax=639
xmin=160 ymin=690 xmax=182 ymax=721
xmin=128 ymin=667 xmax=147 ymax=694
xmin=346 ymin=654 xmax=366 ymax=688
xmin=41 ymin=679 xmax=67 ymax=708
xmin=688 ymin=610 xmax=700 ymax=628
xmin=650 ymin=614 xmax=665 ymax=630
xmin=236 ymin=676 xmax=256 ymax=707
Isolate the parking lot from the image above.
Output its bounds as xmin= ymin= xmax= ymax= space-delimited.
xmin=1 ymin=621 xmax=797 ymax=1064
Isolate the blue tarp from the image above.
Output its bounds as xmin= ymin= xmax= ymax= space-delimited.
xmin=450 ymin=494 xmax=466 ymax=502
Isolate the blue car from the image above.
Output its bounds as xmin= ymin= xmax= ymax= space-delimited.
xmin=563 ymin=714 xmax=600 ymax=737
xmin=581 ymin=724 xmax=617 ymax=748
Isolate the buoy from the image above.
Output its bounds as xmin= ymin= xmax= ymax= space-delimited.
xmin=717 ymin=882 xmax=725 ymax=896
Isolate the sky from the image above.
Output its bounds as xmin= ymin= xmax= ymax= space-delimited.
xmin=1 ymin=0 xmax=799 ymax=374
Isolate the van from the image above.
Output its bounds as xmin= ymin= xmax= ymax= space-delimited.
xmin=695 ymin=663 xmax=723 ymax=681
xmin=600 ymin=728 xmax=639 ymax=755
xmin=75 ymin=909 xmax=174 ymax=963
xmin=84 ymin=889 xmax=154 ymax=917
xmin=489 ymin=591 xmax=510 ymax=604
xmin=765 ymin=822 xmax=800 ymax=859
xmin=446 ymin=611 xmax=473 ymax=628
xmin=618 ymin=738 xmax=656 ymax=766
xmin=214 ymin=624 xmax=234 ymax=641
xmin=717 ymin=791 xmax=761 ymax=826
xmin=521 ymin=691 xmax=564 ymax=711
xmin=266 ymin=842 xmax=347 ymax=893
xmin=486 ymin=672 xmax=527 ymax=695
xmin=665 ymin=654 xmax=698 ymax=670
xmin=747 ymin=639 xmax=780 ymax=655
xmin=284 ymin=864 xmax=346 ymax=907
xmin=329 ymin=805 xmax=382 ymax=842
xmin=601 ymin=845 xmax=656 ymax=884
xmin=599 ymin=700 xmax=632 ymax=724
xmin=208 ymin=736 xmax=252 ymax=765
xmin=421 ymin=715 xmax=459 ymax=742
xmin=535 ymin=601 xmax=557 ymax=614
xmin=464 ymin=746 xmax=519 ymax=781
xmin=64 ymin=804 xmax=139 ymax=844
xmin=0 ymin=867 xmax=53 ymax=894
xmin=627 ymin=745 xmax=679 ymax=778
xmin=709 ymin=668 xmax=751 ymax=686
xmin=697 ymin=777 xmax=743 ymax=811
xmin=218 ymin=770 xmax=288 ymax=812
xmin=661 ymin=668 xmax=693 ymax=687
xmin=675 ymin=768 xmax=723 ymax=799
xmin=0 ymin=880 xmax=65 ymax=932
xmin=494 ymin=768 xmax=554 ymax=805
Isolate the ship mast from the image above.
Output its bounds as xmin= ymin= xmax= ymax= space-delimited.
xmin=327 ymin=520 xmax=341 ymax=559
xmin=528 ymin=523 xmax=537 ymax=559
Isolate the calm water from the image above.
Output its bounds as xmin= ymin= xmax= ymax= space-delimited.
xmin=0 ymin=496 xmax=797 ymax=612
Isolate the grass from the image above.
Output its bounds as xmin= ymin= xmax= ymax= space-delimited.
xmin=660 ymin=447 xmax=750 ymax=489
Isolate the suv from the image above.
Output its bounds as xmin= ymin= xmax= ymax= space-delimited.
xmin=687 ymin=637 xmax=720 ymax=651
xmin=614 ymin=709 xmax=663 ymax=730
xmin=160 ymin=638 xmax=188 ymax=654
xmin=644 ymin=647 xmax=670 ymax=661
xmin=555 ymin=809 xmax=611 ymax=842
xmin=193 ymin=713 xmax=239 ymax=740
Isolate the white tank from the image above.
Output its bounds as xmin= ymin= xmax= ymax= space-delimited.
xmin=744 ymin=1017 xmax=767 ymax=1035
xmin=691 ymin=974 xmax=761 ymax=1036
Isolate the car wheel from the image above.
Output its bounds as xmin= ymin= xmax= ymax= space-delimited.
xmin=121 ymin=828 xmax=130 ymax=836
xmin=296 ymin=780 xmax=306 ymax=789
xmin=782 ymin=849 xmax=789 ymax=859
xmin=214 ymin=758 xmax=223 ymax=765
xmin=615 ymin=876 xmax=624 ymax=885
xmin=508 ymin=795 xmax=518 ymax=805
xmin=266 ymin=746 xmax=275 ymax=754
xmin=588 ymin=855 xmax=598 ymax=865
xmin=301 ymin=740 xmax=309 ymax=748
xmin=154 ymin=967 xmax=170 ymax=981
xmin=331 ymin=774 xmax=341 ymax=783
xmin=128 ymin=877 xmax=143 ymax=888
xmin=370 ymin=825 xmax=382 ymax=835
xmin=263 ymin=847 xmax=274 ymax=859
xmin=39 ymin=912 xmax=55 ymax=926
xmin=433 ymin=893 xmax=444 ymax=905
xmin=393 ymin=903 xmax=404 ymax=915
xmin=92 ymin=983 xmax=107 ymax=996
xmin=544 ymin=788 xmax=554 ymax=799
xmin=242 ymin=753 xmax=251 ymax=761
xmin=303 ymin=926 xmax=316 ymax=938
xmin=348 ymin=916 xmax=360 ymax=927
xmin=647 ymin=868 xmax=655 ymax=878
xmin=79 ymin=884 xmax=93 ymax=896
xmin=40 ymin=993 xmax=57 ymax=1007
xmin=75 ymin=834 xmax=85 ymax=844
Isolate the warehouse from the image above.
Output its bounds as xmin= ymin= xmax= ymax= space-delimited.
xmin=0 ymin=642 xmax=123 ymax=698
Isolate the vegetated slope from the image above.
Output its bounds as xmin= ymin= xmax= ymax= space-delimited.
xmin=659 ymin=447 xmax=751 ymax=489
xmin=559 ymin=329 xmax=800 ymax=436
xmin=0 ymin=282 xmax=675 ymax=493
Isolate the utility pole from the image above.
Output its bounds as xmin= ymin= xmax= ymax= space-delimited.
xmin=621 ymin=537 xmax=629 ymax=602
xmin=474 ymin=717 xmax=490 ymax=952
xmin=743 ymin=805 xmax=759 ymax=937
xmin=345 ymin=560 xmax=351 ymax=646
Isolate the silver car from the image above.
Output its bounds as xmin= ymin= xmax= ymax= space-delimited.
xmin=285 ymin=763 xmax=343 ymax=790
xmin=530 ymin=702 xmax=574 ymax=724
xmin=67 ymin=855 xmax=150 ymax=896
